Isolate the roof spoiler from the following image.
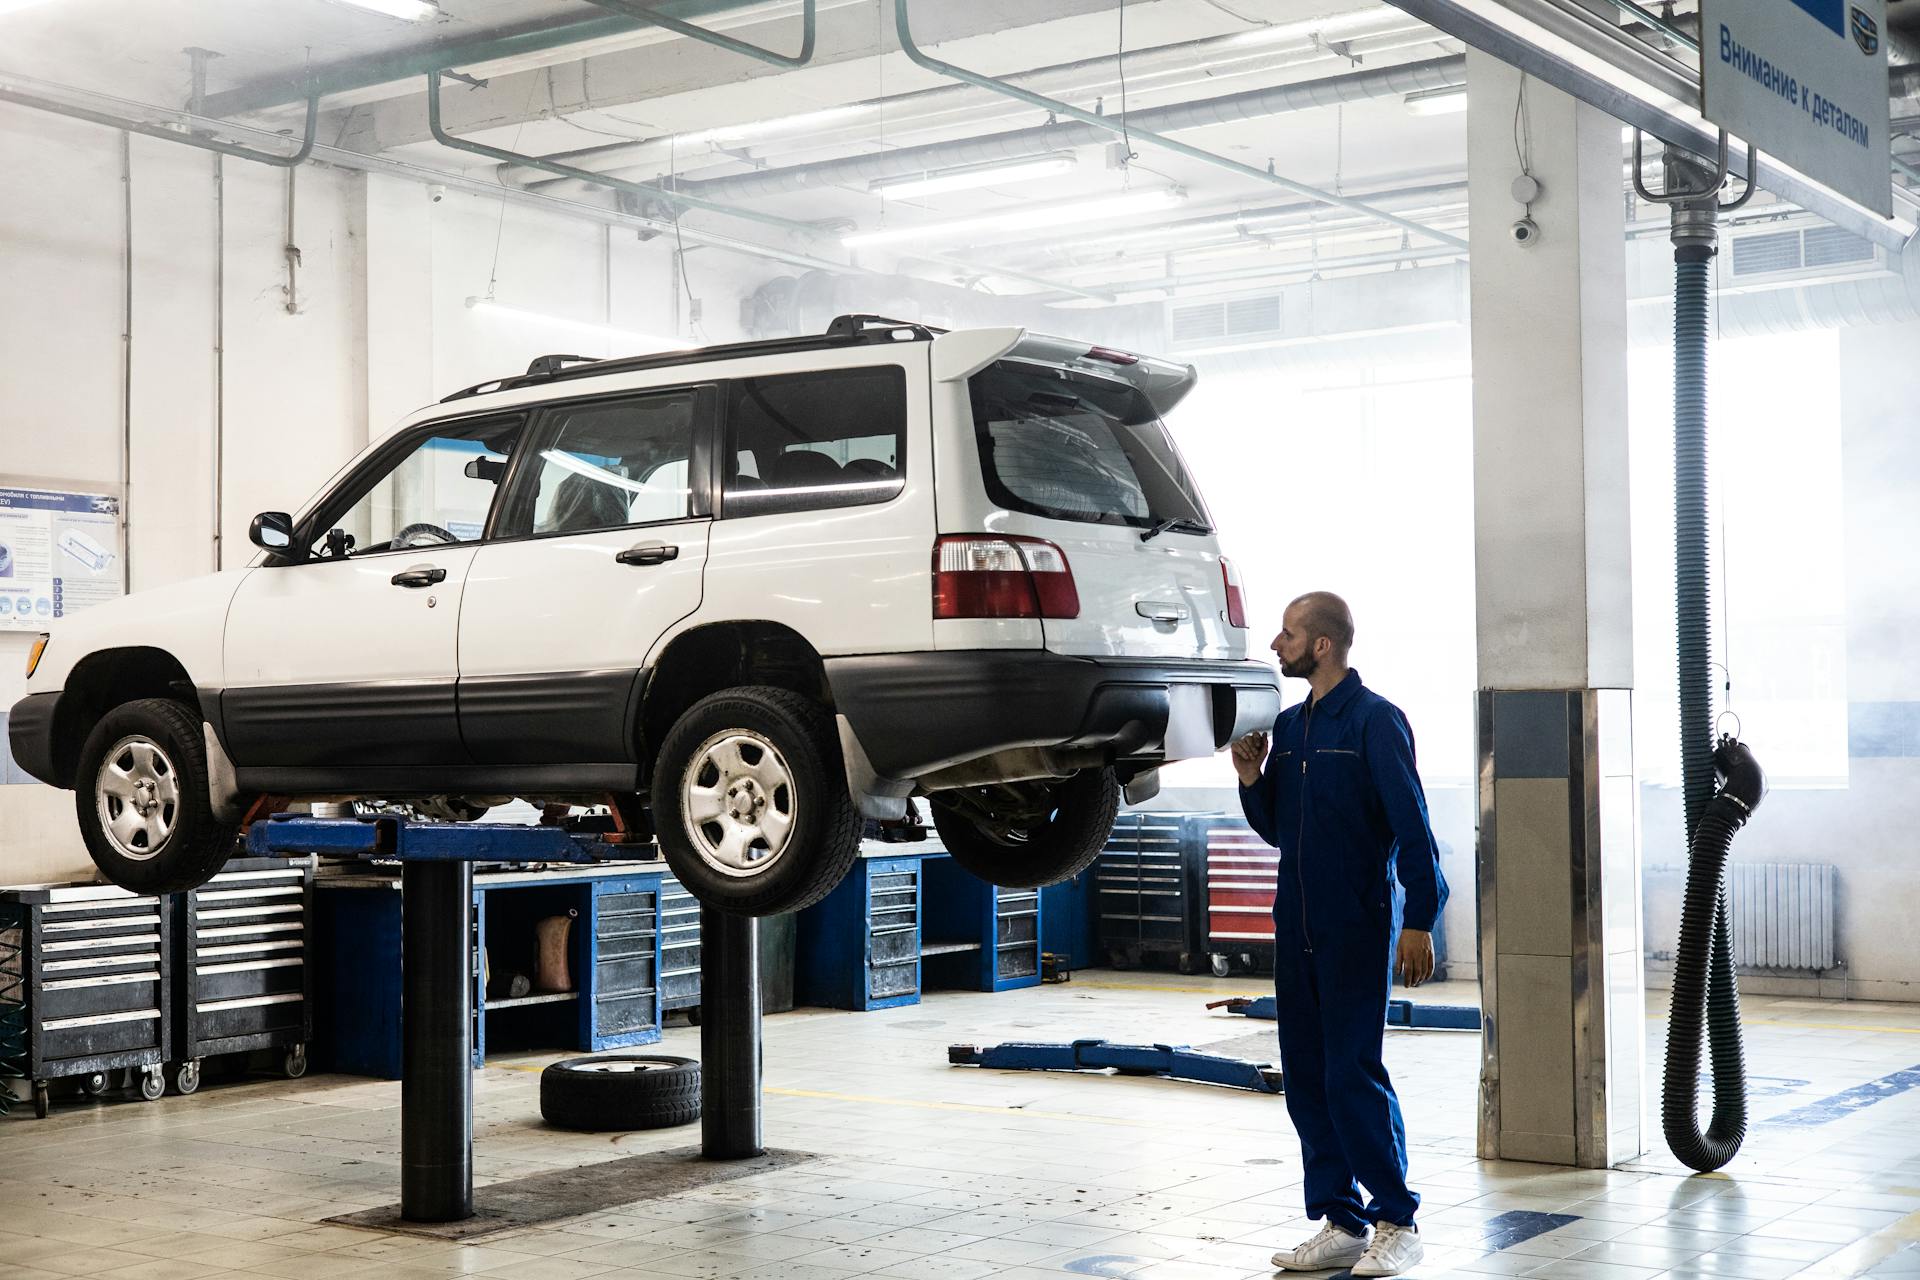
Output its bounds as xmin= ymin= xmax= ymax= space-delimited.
xmin=931 ymin=327 xmax=1198 ymax=417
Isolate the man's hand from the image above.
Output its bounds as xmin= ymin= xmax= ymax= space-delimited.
xmin=1230 ymin=731 xmax=1269 ymax=787
xmin=1396 ymin=929 xmax=1434 ymax=987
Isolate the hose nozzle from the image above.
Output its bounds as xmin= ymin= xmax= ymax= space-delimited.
xmin=1713 ymin=735 xmax=1767 ymax=819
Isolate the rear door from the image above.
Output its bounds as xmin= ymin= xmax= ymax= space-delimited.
xmin=966 ymin=359 xmax=1235 ymax=660
xmin=455 ymin=386 xmax=716 ymax=766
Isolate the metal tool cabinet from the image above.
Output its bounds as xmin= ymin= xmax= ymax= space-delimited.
xmin=171 ymin=857 xmax=314 ymax=1093
xmin=1094 ymin=812 xmax=1213 ymax=972
xmin=922 ymin=856 xmax=1043 ymax=993
xmin=658 ymin=873 xmax=702 ymax=1018
xmin=1 ymin=884 xmax=171 ymax=1117
xmin=795 ymin=853 xmax=924 ymax=1011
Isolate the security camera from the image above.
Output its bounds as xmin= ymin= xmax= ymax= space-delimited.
xmin=1510 ymin=217 xmax=1540 ymax=247
xmin=428 ymin=184 xmax=447 ymax=203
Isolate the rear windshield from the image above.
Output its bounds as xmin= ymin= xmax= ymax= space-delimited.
xmin=969 ymin=360 xmax=1210 ymax=530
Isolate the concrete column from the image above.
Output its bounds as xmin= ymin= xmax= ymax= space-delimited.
xmin=1467 ymin=49 xmax=1644 ymax=1167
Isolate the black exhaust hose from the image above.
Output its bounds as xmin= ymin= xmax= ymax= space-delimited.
xmin=1662 ymin=736 xmax=1765 ymax=1170
xmin=1661 ymin=239 xmax=1767 ymax=1173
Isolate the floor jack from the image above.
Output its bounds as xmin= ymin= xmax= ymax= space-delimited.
xmin=948 ymin=1040 xmax=1284 ymax=1094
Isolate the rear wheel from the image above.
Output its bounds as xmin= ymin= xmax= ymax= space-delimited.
xmin=929 ymin=767 xmax=1122 ymax=890
xmin=651 ymin=686 xmax=859 ymax=916
xmin=74 ymin=698 xmax=238 ymax=895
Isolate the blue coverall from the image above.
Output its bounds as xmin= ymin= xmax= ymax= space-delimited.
xmin=1238 ymin=668 xmax=1448 ymax=1234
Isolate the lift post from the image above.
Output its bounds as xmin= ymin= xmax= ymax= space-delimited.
xmin=246 ymin=814 xmax=763 ymax=1222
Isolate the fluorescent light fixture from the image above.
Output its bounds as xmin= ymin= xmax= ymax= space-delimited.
xmin=682 ymin=104 xmax=870 ymax=147
xmin=871 ymin=154 xmax=1079 ymax=200
xmin=465 ymin=297 xmax=686 ymax=351
xmin=329 ymin=0 xmax=439 ymax=18
xmin=1176 ymin=320 xmax=1458 ymax=357
xmin=0 ymin=0 xmax=66 ymax=14
xmin=844 ymin=189 xmax=1186 ymax=249
xmin=1403 ymin=86 xmax=1467 ymax=117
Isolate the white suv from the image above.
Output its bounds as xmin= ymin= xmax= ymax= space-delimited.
xmin=9 ymin=316 xmax=1278 ymax=915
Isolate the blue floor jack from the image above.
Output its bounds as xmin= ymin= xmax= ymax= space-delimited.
xmin=1208 ymin=995 xmax=1483 ymax=1030
xmin=948 ymin=1040 xmax=1284 ymax=1094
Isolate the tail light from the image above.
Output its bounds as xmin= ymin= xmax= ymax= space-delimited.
xmin=1220 ymin=557 xmax=1248 ymax=629
xmin=933 ymin=535 xmax=1080 ymax=620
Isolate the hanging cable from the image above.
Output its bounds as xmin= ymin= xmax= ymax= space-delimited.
xmin=1116 ymin=0 xmax=1138 ymax=166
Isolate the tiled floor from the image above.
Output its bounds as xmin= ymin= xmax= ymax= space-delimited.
xmin=4 ymin=975 xmax=1919 ymax=1280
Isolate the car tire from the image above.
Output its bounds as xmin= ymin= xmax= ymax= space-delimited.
xmin=540 ymin=1054 xmax=701 ymax=1131
xmin=651 ymin=686 xmax=860 ymax=917
xmin=929 ymin=767 xmax=1122 ymax=890
xmin=74 ymin=698 xmax=238 ymax=895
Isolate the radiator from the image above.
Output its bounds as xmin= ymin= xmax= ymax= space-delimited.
xmin=1727 ymin=862 xmax=1836 ymax=972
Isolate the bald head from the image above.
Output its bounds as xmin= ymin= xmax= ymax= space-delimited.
xmin=1287 ymin=591 xmax=1355 ymax=661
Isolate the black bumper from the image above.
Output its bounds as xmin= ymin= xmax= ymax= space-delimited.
xmin=825 ymin=651 xmax=1280 ymax=780
xmin=6 ymin=691 xmax=62 ymax=787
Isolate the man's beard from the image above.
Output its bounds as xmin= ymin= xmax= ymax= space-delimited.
xmin=1280 ymin=650 xmax=1318 ymax=680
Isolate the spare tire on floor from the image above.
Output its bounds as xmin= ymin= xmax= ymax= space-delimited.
xmin=540 ymin=1054 xmax=702 ymax=1132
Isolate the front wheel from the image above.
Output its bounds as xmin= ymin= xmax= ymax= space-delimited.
xmin=929 ymin=768 xmax=1121 ymax=890
xmin=74 ymin=698 xmax=238 ymax=895
xmin=650 ymin=686 xmax=860 ymax=917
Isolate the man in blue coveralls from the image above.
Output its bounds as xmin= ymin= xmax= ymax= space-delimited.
xmin=1231 ymin=591 xmax=1447 ymax=1278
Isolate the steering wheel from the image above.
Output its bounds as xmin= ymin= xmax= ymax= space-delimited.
xmin=392 ymin=522 xmax=458 ymax=549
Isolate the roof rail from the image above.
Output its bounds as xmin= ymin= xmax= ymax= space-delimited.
xmin=439 ymin=314 xmax=940 ymax=403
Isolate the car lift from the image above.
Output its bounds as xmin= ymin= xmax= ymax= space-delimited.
xmin=948 ymin=1039 xmax=1284 ymax=1094
xmin=1208 ymin=994 xmax=1483 ymax=1030
xmin=246 ymin=813 xmax=763 ymax=1224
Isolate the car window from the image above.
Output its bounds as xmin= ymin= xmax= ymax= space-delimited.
xmin=723 ymin=367 xmax=906 ymax=517
xmin=969 ymin=360 xmax=1210 ymax=530
xmin=313 ymin=416 xmax=523 ymax=558
xmin=499 ymin=390 xmax=702 ymax=538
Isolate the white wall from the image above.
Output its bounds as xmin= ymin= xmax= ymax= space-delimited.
xmin=0 ymin=105 xmax=737 ymax=885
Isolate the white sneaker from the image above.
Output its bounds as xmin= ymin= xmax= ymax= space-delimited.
xmin=1271 ymin=1221 xmax=1370 ymax=1272
xmin=1351 ymin=1220 xmax=1424 ymax=1277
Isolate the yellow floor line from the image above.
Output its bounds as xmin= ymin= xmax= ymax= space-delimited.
xmin=1784 ymin=1206 xmax=1920 ymax=1279
xmin=764 ymin=1085 xmax=1160 ymax=1129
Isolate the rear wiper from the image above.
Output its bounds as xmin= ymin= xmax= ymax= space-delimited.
xmin=1140 ymin=516 xmax=1212 ymax=543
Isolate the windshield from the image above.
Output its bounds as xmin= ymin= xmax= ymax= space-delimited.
xmin=969 ymin=359 xmax=1210 ymax=531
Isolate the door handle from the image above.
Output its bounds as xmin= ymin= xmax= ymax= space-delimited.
xmin=391 ymin=565 xmax=447 ymax=588
xmin=616 ymin=542 xmax=680 ymax=566
xmin=1135 ymin=600 xmax=1190 ymax=622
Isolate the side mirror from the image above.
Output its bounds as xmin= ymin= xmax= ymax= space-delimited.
xmin=249 ymin=511 xmax=295 ymax=552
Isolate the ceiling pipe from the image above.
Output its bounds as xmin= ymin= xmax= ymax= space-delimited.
xmin=508 ymin=8 xmax=1434 ymax=188
xmin=198 ymin=0 xmax=780 ymax=118
xmin=0 ymin=83 xmax=319 ymax=167
xmin=424 ymin=72 xmax=1110 ymax=299
xmin=579 ymin=0 xmax=814 ymax=66
xmin=424 ymin=69 xmax=823 ymax=238
xmin=891 ymin=0 xmax=1468 ymax=252
xmin=0 ymin=71 xmax=858 ymax=276
xmin=662 ymin=54 xmax=1468 ymax=207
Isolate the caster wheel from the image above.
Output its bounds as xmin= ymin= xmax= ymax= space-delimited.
xmin=685 ymin=1008 xmax=702 ymax=1027
xmin=1177 ymin=953 xmax=1197 ymax=976
xmin=32 ymin=1082 xmax=50 ymax=1119
xmin=169 ymin=1061 xmax=201 ymax=1096
xmin=1210 ymin=954 xmax=1231 ymax=979
xmin=79 ymin=1072 xmax=109 ymax=1097
xmin=283 ymin=1045 xmax=308 ymax=1079
xmin=139 ymin=1068 xmax=164 ymax=1102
